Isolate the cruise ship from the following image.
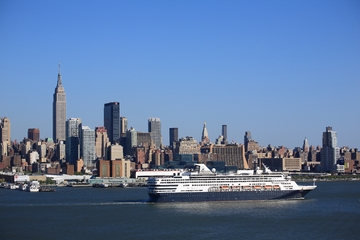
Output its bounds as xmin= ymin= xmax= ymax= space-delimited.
xmin=147 ymin=164 xmax=316 ymax=202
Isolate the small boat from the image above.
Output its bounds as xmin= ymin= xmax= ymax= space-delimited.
xmin=119 ymin=183 xmax=128 ymax=188
xmin=19 ymin=183 xmax=28 ymax=191
xmin=93 ymin=183 xmax=108 ymax=188
xmin=26 ymin=181 xmax=40 ymax=192
xmin=27 ymin=185 xmax=39 ymax=192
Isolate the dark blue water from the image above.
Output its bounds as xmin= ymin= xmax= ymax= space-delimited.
xmin=1 ymin=181 xmax=359 ymax=240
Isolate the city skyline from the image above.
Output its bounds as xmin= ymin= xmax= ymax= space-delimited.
xmin=0 ymin=1 xmax=359 ymax=148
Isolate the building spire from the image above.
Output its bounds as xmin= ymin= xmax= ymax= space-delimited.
xmin=303 ymin=137 xmax=309 ymax=153
xmin=201 ymin=122 xmax=210 ymax=145
xmin=202 ymin=122 xmax=208 ymax=138
xmin=57 ymin=63 xmax=62 ymax=87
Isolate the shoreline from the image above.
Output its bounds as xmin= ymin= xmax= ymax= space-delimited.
xmin=293 ymin=177 xmax=360 ymax=182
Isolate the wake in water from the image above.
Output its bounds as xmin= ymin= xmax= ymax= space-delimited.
xmin=1 ymin=200 xmax=149 ymax=207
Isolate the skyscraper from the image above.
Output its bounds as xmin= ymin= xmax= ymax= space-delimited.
xmin=95 ymin=126 xmax=110 ymax=159
xmin=81 ymin=126 xmax=96 ymax=169
xmin=104 ymin=102 xmax=120 ymax=144
xmin=137 ymin=131 xmax=152 ymax=148
xmin=28 ymin=128 xmax=40 ymax=142
xmin=0 ymin=117 xmax=10 ymax=142
xmin=303 ymin=137 xmax=309 ymax=153
xmin=120 ymin=117 xmax=128 ymax=137
xmin=0 ymin=117 xmax=10 ymax=156
xmin=244 ymin=131 xmax=252 ymax=144
xmin=169 ymin=127 xmax=178 ymax=147
xmin=66 ymin=118 xmax=81 ymax=164
xmin=320 ymin=126 xmax=340 ymax=172
xmin=201 ymin=122 xmax=210 ymax=145
xmin=244 ymin=131 xmax=252 ymax=152
xmin=53 ymin=65 xmax=66 ymax=142
xmin=148 ymin=118 xmax=162 ymax=148
xmin=222 ymin=125 xmax=227 ymax=144
xmin=126 ymin=127 xmax=137 ymax=155
xmin=212 ymin=144 xmax=247 ymax=169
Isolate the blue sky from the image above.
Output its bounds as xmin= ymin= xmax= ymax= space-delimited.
xmin=0 ymin=0 xmax=359 ymax=148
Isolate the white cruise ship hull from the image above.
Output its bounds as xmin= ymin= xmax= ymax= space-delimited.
xmin=148 ymin=187 xmax=315 ymax=202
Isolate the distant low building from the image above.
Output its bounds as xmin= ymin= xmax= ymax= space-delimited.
xmin=62 ymin=162 xmax=74 ymax=175
xmin=97 ymin=159 xmax=131 ymax=178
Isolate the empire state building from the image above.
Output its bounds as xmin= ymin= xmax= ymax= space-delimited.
xmin=53 ymin=65 xmax=66 ymax=142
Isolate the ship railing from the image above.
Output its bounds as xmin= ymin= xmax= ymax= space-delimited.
xmin=207 ymin=185 xmax=283 ymax=192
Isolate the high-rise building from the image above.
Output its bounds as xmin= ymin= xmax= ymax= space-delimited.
xmin=109 ymin=143 xmax=124 ymax=160
xmin=148 ymin=118 xmax=162 ymax=148
xmin=212 ymin=144 xmax=247 ymax=169
xmin=137 ymin=132 xmax=152 ymax=148
xmin=57 ymin=140 xmax=66 ymax=161
xmin=66 ymin=118 xmax=81 ymax=164
xmin=0 ymin=117 xmax=10 ymax=142
xmin=95 ymin=126 xmax=110 ymax=159
xmin=28 ymin=128 xmax=40 ymax=142
xmin=244 ymin=131 xmax=252 ymax=144
xmin=244 ymin=131 xmax=252 ymax=152
xmin=201 ymin=122 xmax=210 ymax=145
xmin=303 ymin=137 xmax=309 ymax=153
xmin=53 ymin=65 xmax=66 ymax=142
xmin=222 ymin=125 xmax=227 ymax=144
xmin=36 ymin=142 xmax=47 ymax=162
xmin=120 ymin=117 xmax=128 ymax=137
xmin=125 ymin=127 xmax=137 ymax=155
xmin=104 ymin=102 xmax=120 ymax=144
xmin=21 ymin=140 xmax=32 ymax=158
xmin=320 ymin=126 xmax=340 ymax=172
xmin=81 ymin=126 xmax=96 ymax=169
xmin=174 ymin=136 xmax=200 ymax=155
xmin=169 ymin=127 xmax=178 ymax=147
xmin=0 ymin=117 xmax=10 ymax=156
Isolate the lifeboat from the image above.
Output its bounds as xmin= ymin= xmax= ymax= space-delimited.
xmin=273 ymin=185 xmax=280 ymax=189
xmin=254 ymin=186 xmax=262 ymax=190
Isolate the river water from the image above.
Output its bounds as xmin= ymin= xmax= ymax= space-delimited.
xmin=0 ymin=181 xmax=359 ymax=240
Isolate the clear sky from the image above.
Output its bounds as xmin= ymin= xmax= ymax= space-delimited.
xmin=0 ymin=0 xmax=359 ymax=149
